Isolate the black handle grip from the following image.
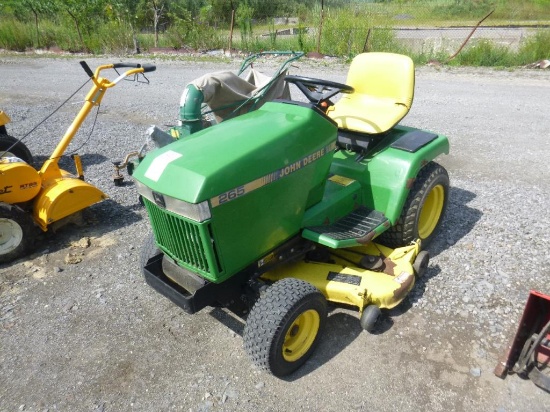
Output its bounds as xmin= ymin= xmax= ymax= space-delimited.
xmin=113 ymin=63 xmax=156 ymax=73
xmin=141 ymin=64 xmax=156 ymax=73
xmin=113 ymin=62 xmax=141 ymax=69
xmin=80 ymin=61 xmax=94 ymax=78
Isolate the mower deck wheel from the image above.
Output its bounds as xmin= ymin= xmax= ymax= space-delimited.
xmin=360 ymin=305 xmax=381 ymax=332
xmin=413 ymin=250 xmax=430 ymax=277
xmin=0 ymin=203 xmax=36 ymax=263
xmin=243 ymin=278 xmax=327 ymax=377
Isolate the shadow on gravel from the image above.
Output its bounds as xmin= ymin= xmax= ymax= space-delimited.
xmin=0 ymin=199 xmax=142 ymax=270
xmin=208 ymin=308 xmax=363 ymax=381
xmin=209 ymin=307 xmax=245 ymax=336
xmin=284 ymin=312 xmax=363 ymax=381
xmin=392 ymin=264 xmax=442 ymax=312
xmin=32 ymin=153 xmax=109 ymax=169
xmin=428 ymin=186 xmax=482 ymax=258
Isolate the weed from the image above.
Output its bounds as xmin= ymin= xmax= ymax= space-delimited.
xmin=449 ymin=39 xmax=515 ymax=66
xmin=0 ymin=19 xmax=33 ymax=51
xmin=0 ymin=1 xmax=548 ymax=66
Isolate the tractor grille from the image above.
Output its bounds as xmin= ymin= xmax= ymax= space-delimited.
xmin=144 ymin=198 xmax=218 ymax=276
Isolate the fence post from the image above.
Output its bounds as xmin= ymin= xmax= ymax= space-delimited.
xmin=228 ymin=1 xmax=235 ymax=57
xmin=316 ymin=0 xmax=325 ymax=54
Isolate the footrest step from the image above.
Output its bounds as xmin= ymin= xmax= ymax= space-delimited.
xmin=303 ymin=206 xmax=389 ymax=248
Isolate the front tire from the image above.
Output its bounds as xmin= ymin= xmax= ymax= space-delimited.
xmin=243 ymin=278 xmax=327 ymax=377
xmin=380 ymin=162 xmax=449 ymax=248
xmin=0 ymin=203 xmax=36 ymax=263
xmin=0 ymin=134 xmax=33 ymax=165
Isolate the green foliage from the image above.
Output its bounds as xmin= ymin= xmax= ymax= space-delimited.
xmin=414 ymin=28 xmax=550 ymax=67
xmin=165 ymin=14 xmax=224 ymax=50
xmin=92 ymin=21 xmax=135 ymax=54
xmin=0 ymin=18 xmax=33 ymax=51
xmin=0 ymin=0 xmax=548 ymax=65
xmin=36 ymin=20 xmax=60 ymax=49
xmin=433 ymin=0 xmax=495 ymax=19
xmin=320 ymin=7 xmax=402 ymax=57
xmin=237 ymin=2 xmax=254 ymax=49
xmin=46 ymin=24 xmax=82 ymax=52
xmin=515 ymin=29 xmax=550 ymax=64
xmin=449 ymin=39 xmax=515 ymax=67
xmin=321 ymin=8 xmax=367 ymax=56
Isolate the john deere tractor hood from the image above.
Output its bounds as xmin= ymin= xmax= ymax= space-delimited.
xmin=134 ymin=101 xmax=338 ymax=206
xmin=134 ymin=101 xmax=338 ymax=280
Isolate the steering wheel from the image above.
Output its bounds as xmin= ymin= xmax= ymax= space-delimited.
xmin=285 ymin=75 xmax=354 ymax=106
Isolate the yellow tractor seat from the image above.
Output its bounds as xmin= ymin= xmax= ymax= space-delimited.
xmin=327 ymin=52 xmax=415 ymax=135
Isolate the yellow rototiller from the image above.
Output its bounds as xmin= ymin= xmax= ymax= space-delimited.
xmin=0 ymin=61 xmax=155 ymax=263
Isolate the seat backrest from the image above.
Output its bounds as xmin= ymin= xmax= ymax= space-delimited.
xmin=346 ymin=52 xmax=414 ymax=109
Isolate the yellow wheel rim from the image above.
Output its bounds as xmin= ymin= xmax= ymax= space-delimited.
xmin=282 ymin=309 xmax=320 ymax=362
xmin=418 ymin=184 xmax=445 ymax=239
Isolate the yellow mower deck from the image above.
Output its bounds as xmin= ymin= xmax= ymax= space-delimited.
xmin=262 ymin=241 xmax=420 ymax=313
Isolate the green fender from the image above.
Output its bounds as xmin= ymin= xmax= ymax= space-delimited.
xmin=330 ymin=127 xmax=450 ymax=225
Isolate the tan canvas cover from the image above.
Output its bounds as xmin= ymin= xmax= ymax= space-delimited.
xmin=187 ymin=68 xmax=290 ymax=121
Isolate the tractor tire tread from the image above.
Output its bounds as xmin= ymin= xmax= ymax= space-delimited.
xmin=243 ymin=278 xmax=327 ymax=377
xmin=379 ymin=161 xmax=448 ymax=248
xmin=0 ymin=134 xmax=33 ymax=165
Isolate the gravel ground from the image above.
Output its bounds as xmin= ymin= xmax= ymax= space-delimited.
xmin=1 ymin=54 xmax=549 ymax=412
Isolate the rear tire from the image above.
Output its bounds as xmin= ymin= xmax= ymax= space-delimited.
xmin=380 ymin=162 xmax=449 ymax=248
xmin=0 ymin=203 xmax=36 ymax=263
xmin=243 ymin=278 xmax=327 ymax=377
xmin=0 ymin=134 xmax=33 ymax=165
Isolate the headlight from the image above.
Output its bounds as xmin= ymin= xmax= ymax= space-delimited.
xmin=136 ymin=181 xmax=211 ymax=222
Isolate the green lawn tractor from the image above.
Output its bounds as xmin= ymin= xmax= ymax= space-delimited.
xmin=134 ymin=52 xmax=450 ymax=377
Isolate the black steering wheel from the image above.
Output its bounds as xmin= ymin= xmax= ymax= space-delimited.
xmin=285 ymin=75 xmax=354 ymax=106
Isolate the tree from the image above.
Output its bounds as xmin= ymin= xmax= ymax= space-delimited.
xmin=22 ymin=0 xmax=58 ymax=48
xmin=57 ymin=0 xmax=107 ymax=52
xmin=151 ymin=0 xmax=166 ymax=47
xmin=106 ymin=0 xmax=143 ymax=53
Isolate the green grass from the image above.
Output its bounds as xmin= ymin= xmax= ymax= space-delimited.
xmin=360 ymin=0 xmax=550 ymax=24
xmin=0 ymin=19 xmax=33 ymax=51
xmin=447 ymin=39 xmax=516 ymax=67
xmin=0 ymin=1 xmax=549 ymax=66
xmin=434 ymin=28 xmax=550 ymax=67
xmin=515 ymin=29 xmax=550 ymax=64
